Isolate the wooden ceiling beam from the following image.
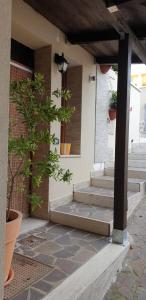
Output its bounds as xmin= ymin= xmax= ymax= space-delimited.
xmin=105 ymin=0 xmax=144 ymax=7
xmin=97 ymin=0 xmax=146 ymax=64
xmin=96 ymin=54 xmax=141 ymax=64
xmin=68 ymin=29 xmax=146 ymax=44
xmin=67 ymin=30 xmax=120 ymax=44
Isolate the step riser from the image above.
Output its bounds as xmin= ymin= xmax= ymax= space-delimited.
xmin=91 ymin=178 xmax=114 ymax=189
xmin=128 ymin=160 xmax=146 ymax=168
xmin=50 ymin=211 xmax=111 ymax=236
xmin=91 ymin=178 xmax=140 ymax=192
xmin=128 ymin=193 xmax=142 ymax=219
xmin=74 ymin=192 xmax=113 ymax=208
xmin=129 ymin=154 xmax=146 ymax=160
xmin=105 ymin=168 xmax=146 ymax=180
xmin=74 ymin=192 xmax=141 ymax=210
xmin=106 ymin=161 xmax=146 ymax=168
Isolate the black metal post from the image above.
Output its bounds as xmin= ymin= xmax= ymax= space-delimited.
xmin=113 ymin=34 xmax=132 ymax=244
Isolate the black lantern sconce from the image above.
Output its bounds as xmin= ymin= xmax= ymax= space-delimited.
xmin=54 ymin=53 xmax=69 ymax=73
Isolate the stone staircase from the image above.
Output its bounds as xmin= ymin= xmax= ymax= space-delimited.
xmin=50 ymin=153 xmax=146 ymax=237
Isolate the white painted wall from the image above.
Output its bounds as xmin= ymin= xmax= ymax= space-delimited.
xmin=129 ymin=84 xmax=141 ymax=150
xmin=95 ymin=68 xmax=141 ymax=162
xmin=139 ymin=87 xmax=146 ymax=143
xmin=12 ymin=0 xmax=96 ymax=205
xmin=95 ymin=67 xmax=117 ymax=163
xmin=108 ymin=84 xmax=140 ymax=158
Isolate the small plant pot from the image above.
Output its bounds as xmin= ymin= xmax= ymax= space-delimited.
xmin=109 ymin=108 xmax=117 ymax=121
xmin=60 ymin=143 xmax=71 ymax=155
xmin=5 ymin=210 xmax=22 ymax=286
xmin=100 ymin=65 xmax=111 ymax=74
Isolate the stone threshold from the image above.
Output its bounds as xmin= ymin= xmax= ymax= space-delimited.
xmin=43 ymin=242 xmax=129 ymax=300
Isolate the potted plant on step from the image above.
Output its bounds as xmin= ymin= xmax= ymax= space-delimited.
xmin=5 ymin=73 xmax=74 ymax=286
xmin=109 ymin=90 xmax=117 ymax=121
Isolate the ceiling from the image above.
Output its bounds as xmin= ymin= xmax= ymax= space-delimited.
xmin=24 ymin=0 xmax=146 ymax=63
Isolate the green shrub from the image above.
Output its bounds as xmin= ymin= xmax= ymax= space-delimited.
xmin=7 ymin=73 xmax=74 ymax=221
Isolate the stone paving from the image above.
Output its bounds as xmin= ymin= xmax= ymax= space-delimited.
xmin=54 ymin=202 xmax=113 ymax=222
xmin=104 ymin=198 xmax=146 ymax=300
xmin=4 ymin=223 xmax=109 ymax=300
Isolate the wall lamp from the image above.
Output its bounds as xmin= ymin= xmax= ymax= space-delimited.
xmin=54 ymin=53 xmax=69 ymax=73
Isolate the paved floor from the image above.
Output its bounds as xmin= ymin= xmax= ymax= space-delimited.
xmin=4 ymin=223 xmax=109 ymax=300
xmin=104 ymin=198 xmax=146 ymax=300
xmin=54 ymin=202 xmax=113 ymax=222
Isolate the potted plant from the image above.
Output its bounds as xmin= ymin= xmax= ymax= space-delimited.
xmin=109 ymin=90 xmax=117 ymax=121
xmin=100 ymin=64 xmax=111 ymax=74
xmin=5 ymin=73 xmax=74 ymax=286
xmin=60 ymin=143 xmax=71 ymax=155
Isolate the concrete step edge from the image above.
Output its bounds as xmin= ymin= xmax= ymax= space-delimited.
xmin=50 ymin=210 xmax=112 ymax=236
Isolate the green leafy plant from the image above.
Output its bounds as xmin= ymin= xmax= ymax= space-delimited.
xmin=112 ymin=65 xmax=118 ymax=73
xmin=109 ymin=90 xmax=117 ymax=110
xmin=7 ymin=73 xmax=74 ymax=222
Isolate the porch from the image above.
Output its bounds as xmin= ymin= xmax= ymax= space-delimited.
xmin=1 ymin=0 xmax=146 ymax=299
xmin=4 ymin=221 xmax=126 ymax=300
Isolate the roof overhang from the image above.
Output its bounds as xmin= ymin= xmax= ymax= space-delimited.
xmin=24 ymin=0 xmax=146 ymax=64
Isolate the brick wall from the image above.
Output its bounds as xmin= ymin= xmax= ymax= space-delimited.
xmin=31 ymin=46 xmax=52 ymax=220
xmin=9 ymin=62 xmax=32 ymax=216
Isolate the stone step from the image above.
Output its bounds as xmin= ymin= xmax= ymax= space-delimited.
xmin=129 ymin=153 xmax=146 ymax=160
xmin=127 ymin=192 xmax=142 ymax=219
xmin=91 ymin=176 xmax=145 ymax=193
xmin=105 ymin=167 xmax=146 ymax=181
xmin=74 ymin=186 xmax=140 ymax=209
xmin=128 ymin=159 xmax=146 ymax=168
xmin=106 ymin=159 xmax=146 ymax=168
xmin=50 ymin=202 xmax=113 ymax=236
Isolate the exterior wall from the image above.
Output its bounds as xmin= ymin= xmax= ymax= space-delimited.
xmin=12 ymin=0 xmax=96 ymax=207
xmin=108 ymin=84 xmax=141 ymax=159
xmin=129 ymin=84 xmax=140 ymax=150
xmin=0 ymin=0 xmax=11 ymax=295
xmin=32 ymin=46 xmax=51 ymax=219
xmin=10 ymin=62 xmax=32 ymax=216
xmin=139 ymin=86 xmax=146 ymax=142
xmin=95 ymin=68 xmax=140 ymax=163
xmin=95 ymin=66 xmax=117 ymax=163
xmin=65 ymin=66 xmax=82 ymax=155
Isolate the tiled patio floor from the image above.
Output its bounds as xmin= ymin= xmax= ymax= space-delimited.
xmin=4 ymin=223 xmax=109 ymax=300
xmin=104 ymin=198 xmax=146 ymax=300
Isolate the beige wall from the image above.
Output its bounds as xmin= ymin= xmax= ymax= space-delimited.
xmin=0 ymin=0 xmax=11 ymax=296
xmin=12 ymin=0 xmax=96 ymax=206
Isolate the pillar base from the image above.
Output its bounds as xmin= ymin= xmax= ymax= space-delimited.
xmin=112 ymin=228 xmax=128 ymax=245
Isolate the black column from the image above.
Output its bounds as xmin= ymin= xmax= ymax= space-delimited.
xmin=113 ymin=34 xmax=132 ymax=234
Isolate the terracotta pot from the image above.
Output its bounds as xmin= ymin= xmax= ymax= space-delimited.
xmin=109 ymin=108 xmax=117 ymax=121
xmin=60 ymin=143 xmax=71 ymax=155
xmin=100 ymin=65 xmax=111 ymax=74
xmin=5 ymin=210 xmax=22 ymax=286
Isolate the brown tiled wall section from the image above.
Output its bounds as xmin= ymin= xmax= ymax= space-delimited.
xmin=9 ymin=63 xmax=32 ymax=217
xmin=32 ymin=46 xmax=52 ymax=220
xmin=65 ymin=66 xmax=82 ymax=155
